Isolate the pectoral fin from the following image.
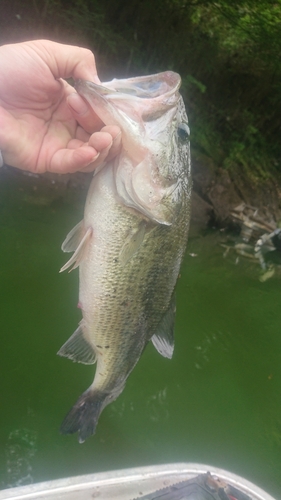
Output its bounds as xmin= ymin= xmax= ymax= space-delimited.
xmin=151 ymin=294 xmax=176 ymax=359
xmin=61 ymin=220 xmax=84 ymax=252
xmin=60 ymin=226 xmax=92 ymax=273
xmin=57 ymin=324 xmax=97 ymax=365
xmin=119 ymin=220 xmax=147 ymax=265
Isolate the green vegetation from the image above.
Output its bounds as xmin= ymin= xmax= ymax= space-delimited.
xmin=0 ymin=0 xmax=280 ymax=180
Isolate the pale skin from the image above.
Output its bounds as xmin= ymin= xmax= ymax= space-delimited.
xmin=0 ymin=40 xmax=121 ymax=174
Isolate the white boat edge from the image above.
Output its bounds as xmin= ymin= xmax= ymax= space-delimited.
xmin=0 ymin=462 xmax=277 ymax=500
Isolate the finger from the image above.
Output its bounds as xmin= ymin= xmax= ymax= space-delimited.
xmin=78 ymin=132 xmax=113 ymax=172
xmin=76 ymin=124 xmax=122 ymax=147
xmin=88 ymin=131 xmax=112 ymax=152
xmin=80 ymin=128 xmax=121 ymax=172
xmin=67 ymin=136 xmax=114 ymax=153
xmin=68 ymin=130 xmax=120 ymax=155
xmin=49 ymin=146 xmax=100 ymax=174
xmin=99 ymin=125 xmax=121 ymax=140
xmin=67 ymin=139 xmax=85 ymax=149
xmin=67 ymin=93 xmax=104 ymax=134
xmin=79 ymin=143 xmax=113 ymax=173
xmin=86 ymin=128 xmax=122 ymax=166
xmin=87 ymin=126 xmax=121 ymax=151
xmin=67 ymin=128 xmax=121 ymax=173
xmin=76 ymin=126 xmax=91 ymax=143
xmin=28 ymin=40 xmax=101 ymax=83
xmin=98 ymin=126 xmax=122 ymax=161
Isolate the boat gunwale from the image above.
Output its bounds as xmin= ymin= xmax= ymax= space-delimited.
xmin=0 ymin=462 xmax=276 ymax=500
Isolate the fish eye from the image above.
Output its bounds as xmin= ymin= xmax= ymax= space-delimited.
xmin=177 ymin=123 xmax=190 ymax=142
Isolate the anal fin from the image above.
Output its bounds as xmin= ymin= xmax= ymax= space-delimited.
xmin=151 ymin=293 xmax=176 ymax=359
xmin=57 ymin=324 xmax=97 ymax=364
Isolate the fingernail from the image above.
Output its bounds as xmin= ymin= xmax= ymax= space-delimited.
xmin=67 ymin=93 xmax=89 ymax=115
xmin=113 ymin=131 xmax=122 ymax=143
xmin=101 ymin=142 xmax=113 ymax=157
xmin=86 ymin=152 xmax=100 ymax=166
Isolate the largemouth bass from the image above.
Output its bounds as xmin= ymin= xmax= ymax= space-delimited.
xmin=58 ymin=71 xmax=191 ymax=442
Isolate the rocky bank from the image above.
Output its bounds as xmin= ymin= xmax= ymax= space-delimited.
xmin=191 ymin=159 xmax=281 ymax=232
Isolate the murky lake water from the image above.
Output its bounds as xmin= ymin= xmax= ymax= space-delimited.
xmin=1 ymin=170 xmax=281 ymax=497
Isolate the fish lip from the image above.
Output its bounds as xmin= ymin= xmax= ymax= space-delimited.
xmin=75 ymin=71 xmax=181 ymax=101
xmin=75 ymin=79 xmax=113 ymax=98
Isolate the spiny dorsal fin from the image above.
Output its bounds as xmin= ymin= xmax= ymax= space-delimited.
xmin=151 ymin=293 xmax=176 ymax=359
xmin=57 ymin=324 xmax=97 ymax=365
xmin=60 ymin=226 xmax=92 ymax=273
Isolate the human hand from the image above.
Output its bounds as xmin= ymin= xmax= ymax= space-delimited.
xmin=0 ymin=40 xmax=121 ymax=174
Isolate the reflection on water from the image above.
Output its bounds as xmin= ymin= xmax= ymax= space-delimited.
xmin=146 ymin=388 xmax=169 ymax=423
xmin=193 ymin=330 xmax=230 ymax=370
xmin=0 ymin=170 xmax=281 ymax=497
xmin=109 ymin=388 xmax=169 ymax=424
xmin=5 ymin=428 xmax=37 ymax=487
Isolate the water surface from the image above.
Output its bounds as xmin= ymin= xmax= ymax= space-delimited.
xmin=0 ymin=170 xmax=281 ymax=497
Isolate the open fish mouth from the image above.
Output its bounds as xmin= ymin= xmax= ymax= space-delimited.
xmin=75 ymin=71 xmax=181 ymax=98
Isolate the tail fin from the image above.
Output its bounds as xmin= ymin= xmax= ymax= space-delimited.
xmin=60 ymin=389 xmax=106 ymax=443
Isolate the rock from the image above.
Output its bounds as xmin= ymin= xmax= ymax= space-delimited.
xmin=192 ymin=157 xmax=281 ymax=227
xmin=231 ymin=170 xmax=281 ymax=224
xmin=207 ymin=168 xmax=242 ymax=222
xmin=192 ymin=159 xmax=243 ymax=223
xmin=190 ymin=191 xmax=213 ymax=232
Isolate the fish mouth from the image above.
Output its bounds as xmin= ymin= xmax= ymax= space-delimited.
xmin=74 ymin=72 xmax=182 ymax=152
xmin=75 ymin=71 xmax=181 ymax=102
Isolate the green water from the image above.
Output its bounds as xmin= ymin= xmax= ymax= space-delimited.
xmin=1 ymin=171 xmax=281 ymax=497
